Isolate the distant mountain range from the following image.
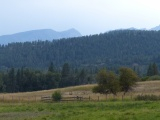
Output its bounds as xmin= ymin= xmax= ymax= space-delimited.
xmin=150 ymin=25 xmax=160 ymax=31
xmin=116 ymin=25 xmax=160 ymax=31
xmin=0 ymin=25 xmax=160 ymax=45
xmin=0 ymin=28 xmax=82 ymax=44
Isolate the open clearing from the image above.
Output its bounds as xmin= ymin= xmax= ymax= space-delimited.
xmin=0 ymin=80 xmax=160 ymax=120
xmin=0 ymin=80 xmax=160 ymax=102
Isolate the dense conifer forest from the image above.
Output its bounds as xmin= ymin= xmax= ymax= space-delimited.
xmin=0 ymin=63 xmax=95 ymax=92
xmin=0 ymin=30 xmax=160 ymax=92
xmin=0 ymin=30 xmax=160 ymax=71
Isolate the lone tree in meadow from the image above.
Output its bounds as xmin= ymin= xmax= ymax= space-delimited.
xmin=119 ymin=67 xmax=139 ymax=95
xmin=92 ymin=69 xmax=119 ymax=96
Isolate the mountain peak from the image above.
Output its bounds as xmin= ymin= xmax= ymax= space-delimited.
xmin=0 ymin=28 xmax=82 ymax=44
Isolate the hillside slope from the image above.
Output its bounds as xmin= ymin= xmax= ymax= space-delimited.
xmin=0 ymin=30 xmax=160 ymax=70
xmin=0 ymin=81 xmax=160 ymax=101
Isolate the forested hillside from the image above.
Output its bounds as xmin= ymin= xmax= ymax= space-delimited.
xmin=0 ymin=30 xmax=160 ymax=71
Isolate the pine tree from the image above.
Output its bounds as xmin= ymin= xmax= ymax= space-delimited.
xmin=147 ymin=64 xmax=153 ymax=76
xmin=147 ymin=63 xmax=159 ymax=76
xmin=16 ymin=69 xmax=21 ymax=92
xmin=8 ymin=68 xmax=15 ymax=93
xmin=153 ymin=63 xmax=158 ymax=75
xmin=60 ymin=63 xmax=73 ymax=87
xmin=0 ymin=73 xmax=4 ymax=92
xmin=48 ymin=62 xmax=55 ymax=73
xmin=78 ymin=69 xmax=86 ymax=84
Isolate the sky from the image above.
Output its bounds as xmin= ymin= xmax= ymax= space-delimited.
xmin=0 ymin=0 xmax=160 ymax=36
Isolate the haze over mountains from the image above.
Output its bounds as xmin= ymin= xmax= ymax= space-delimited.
xmin=117 ymin=25 xmax=160 ymax=31
xmin=150 ymin=25 xmax=160 ymax=31
xmin=0 ymin=25 xmax=160 ymax=45
xmin=0 ymin=28 xmax=82 ymax=45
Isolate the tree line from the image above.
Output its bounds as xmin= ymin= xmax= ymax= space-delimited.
xmin=147 ymin=63 xmax=158 ymax=76
xmin=0 ymin=63 xmax=94 ymax=93
xmin=0 ymin=62 xmax=158 ymax=93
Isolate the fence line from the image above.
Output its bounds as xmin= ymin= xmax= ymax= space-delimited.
xmin=0 ymin=95 xmax=43 ymax=103
xmin=0 ymin=94 xmax=138 ymax=103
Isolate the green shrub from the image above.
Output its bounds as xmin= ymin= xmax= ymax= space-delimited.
xmin=52 ymin=91 xmax=62 ymax=101
xmin=141 ymin=76 xmax=149 ymax=81
xmin=148 ymin=75 xmax=160 ymax=80
xmin=135 ymin=94 xmax=160 ymax=101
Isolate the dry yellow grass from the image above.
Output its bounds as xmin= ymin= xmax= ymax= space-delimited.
xmin=0 ymin=80 xmax=160 ymax=102
xmin=0 ymin=84 xmax=95 ymax=102
xmin=133 ymin=80 xmax=160 ymax=95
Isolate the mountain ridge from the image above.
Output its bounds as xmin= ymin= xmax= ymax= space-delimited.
xmin=112 ymin=25 xmax=160 ymax=31
xmin=0 ymin=28 xmax=82 ymax=44
xmin=150 ymin=25 xmax=160 ymax=31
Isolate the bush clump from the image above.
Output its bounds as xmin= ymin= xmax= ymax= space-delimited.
xmin=135 ymin=94 xmax=160 ymax=101
xmin=52 ymin=91 xmax=62 ymax=101
xmin=148 ymin=75 xmax=160 ymax=81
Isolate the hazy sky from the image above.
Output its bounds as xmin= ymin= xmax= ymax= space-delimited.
xmin=0 ymin=0 xmax=160 ymax=36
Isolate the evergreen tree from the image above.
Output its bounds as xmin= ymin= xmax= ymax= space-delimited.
xmin=61 ymin=63 xmax=70 ymax=78
xmin=78 ymin=69 xmax=87 ymax=84
xmin=8 ymin=68 xmax=16 ymax=93
xmin=0 ymin=73 xmax=4 ymax=92
xmin=147 ymin=64 xmax=153 ymax=76
xmin=16 ymin=69 xmax=21 ymax=92
xmin=60 ymin=63 xmax=73 ymax=87
xmin=153 ymin=63 xmax=158 ymax=75
xmin=48 ymin=62 xmax=55 ymax=73
xmin=147 ymin=63 xmax=158 ymax=76
xmin=19 ymin=67 xmax=24 ymax=92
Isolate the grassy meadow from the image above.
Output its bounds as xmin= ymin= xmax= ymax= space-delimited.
xmin=0 ymin=80 xmax=160 ymax=120
xmin=0 ymin=101 xmax=160 ymax=120
xmin=1 ymin=80 xmax=160 ymax=102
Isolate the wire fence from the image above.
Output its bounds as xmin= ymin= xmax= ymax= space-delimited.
xmin=0 ymin=91 xmax=156 ymax=103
